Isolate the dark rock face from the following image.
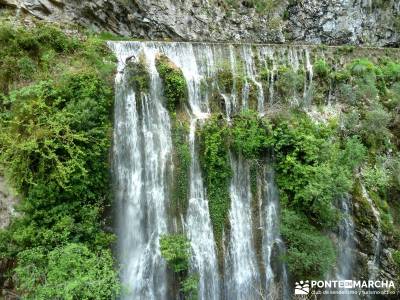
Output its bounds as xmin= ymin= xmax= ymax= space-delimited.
xmin=1 ymin=0 xmax=399 ymax=46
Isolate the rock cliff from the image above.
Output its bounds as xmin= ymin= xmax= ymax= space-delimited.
xmin=0 ymin=0 xmax=399 ymax=46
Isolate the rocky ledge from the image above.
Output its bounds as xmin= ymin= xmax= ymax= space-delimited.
xmin=0 ymin=0 xmax=399 ymax=46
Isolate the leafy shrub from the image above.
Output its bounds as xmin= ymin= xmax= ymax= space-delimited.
xmin=17 ymin=57 xmax=36 ymax=80
xmin=15 ymin=244 xmax=120 ymax=299
xmin=125 ymin=55 xmax=150 ymax=93
xmin=198 ymin=115 xmax=231 ymax=247
xmin=156 ymin=54 xmax=188 ymax=111
xmin=160 ymin=234 xmax=190 ymax=273
xmin=229 ymin=110 xmax=273 ymax=159
xmin=275 ymin=65 xmax=304 ymax=103
xmin=272 ymin=113 xmax=365 ymax=227
xmin=217 ymin=66 xmax=233 ymax=93
xmin=360 ymin=103 xmax=392 ymax=150
xmin=160 ymin=234 xmax=198 ymax=298
xmin=350 ymin=59 xmax=377 ymax=77
xmin=0 ymin=73 xmax=112 ymax=196
xmin=362 ymin=164 xmax=391 ymax=194
xmin=0 ymin=23 xmax=118 ymax=296
xmin=313 ymin=59 xmax=331 ymax=79
xmin=280 ymin=209 xmax=336 ymax=280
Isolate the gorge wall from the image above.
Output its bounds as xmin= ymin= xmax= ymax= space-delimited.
xmin=0 ymin=0 xmax=399 ymax=46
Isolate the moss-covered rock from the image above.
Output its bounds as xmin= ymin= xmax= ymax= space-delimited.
xmin=125 ymin=53 xmax=150 ymax=94
xmin=155 ymin=54 xmax=188 ymax=112
xmin=198 ymin=115 xmax=231 ymax=252
xmin=170 ymin=111 xmax=191 ymax=217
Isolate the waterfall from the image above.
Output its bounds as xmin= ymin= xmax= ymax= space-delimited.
xmin=186 ymin=120 xmax=220 ymax=300
xmin=224 ymin=153 xmax=261 ymax=299
xmin=336 ymin=196 xmax=356 ymax=282
xmin=110 ymin=42 xmax=172 ymax=299
xmin=325 ymin=196 xmax=357 ymax=300
xmin=242 ymin=45 xmax=265 ymax=114
xmin=259 ymin=163 xmax=289 ymax=300
xmin=109 ymin=41 xmax=318 ymax=300
xmin=361 ymin=185 xmax=382 ymax=282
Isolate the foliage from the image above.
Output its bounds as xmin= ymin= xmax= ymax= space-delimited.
xmin=217 ymin=65 xmax=233 ymax=93
xmin=15 ymin=244 xmax=120 ymax=299
xmin=362 ymin=163 xmax=391 ymax=195
xmin=313 ymin=59 xmax=331 ymax=79
xmin=360 ymin=103 xmax=392 ymax=151
xmin=160 ymin=234 xmax=198 ymax=299
xmin=393 ymin=250 xmax=400 ymax=268
xmin=156 ymin=54 xmax=188 ymax=111
xmin=275 ymin=65 xmax=304 ymax=103
xmin=0 ymin=74 xmax=112 ymax=195
xmin=0 ymin=23 xmax=118 ymax=297
xmin=170 ymin=114 xmax=191 ymax=214
xmin=0 ymin=22 xmax=114 ymax=94
xmin=160 ymin=234 xmax=190 ymax=273
xmin=198 ymin=115 xmax=231 ymax=248
xmin=229 ymin=110 xmax=273 ymax=159
xmin=280 ymin=209 xmax=336 ymax=280
xmin=125 ymin=55 xmax=150 ymax=93
xmin=272 ymin=113 xmax=366 ymax=227
xmin=181 ymin=275 xmax=199 ymax=300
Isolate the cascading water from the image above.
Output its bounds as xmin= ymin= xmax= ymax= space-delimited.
xmin=186 ymin=120 xmax=220 ymax=300
xmin=325 ymin=196 xmax=357 ymax=300
xmin=109 ymin=41 xmax=318 ymax=300
xmin=361 ymin=185 xmax=382 ymax=282
xmin=110 ymin=42 xmax=172 ymax=299
xmin=259 ymin=163 xmax=289 ymax=300
xmin=224 ymin=153 xmax=261 ymax=299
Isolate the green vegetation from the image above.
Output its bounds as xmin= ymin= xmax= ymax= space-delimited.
xmin=229 ymin=110 xmax=273 ymax=159
xmin=14 ymin=243 xmax=120 ymax=299
xmin=125 ymin=54 xmax=150 ymax=93
xmin=272 ymin=113 xmax=366 ymax=227
xmin=155 ymin=54 xmax=188 ymax=111
xmin=0 ymin=23 xmax=119 ymax=298
xmin=160 ymin=234 xmax=198 ymax=299
xmin=280 ymin=209 xmax=336 ymax=279
xmin=275 ymin=65 xmax=304 ymax=103
xmin=216 ymin=64 xmax=234 ymax=93
xmin=198 ymin=115 xmax=231 ymax=249
xmin=222 ymin=0 xmax=282 ymax=15
xmin=170 ymin=113 xmax=191 ymax=215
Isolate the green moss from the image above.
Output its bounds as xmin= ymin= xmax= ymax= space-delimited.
xmin=125 ymin=54 xmax=150 ymax=93
xmin=170 ymin=113 xmax=191 ymax=215
xmin=208 ymin=92 xmax=225 ymax=114
xmin=155 ymin=54 xmax=188 ymax=112
xmin=216 ymin=66 xmax=233 ymax=93
xmin=198 ymin=115 xmax=231 ymax=250
xmin=275 ymin=65 xmax=304 ymax=103
xmin=247 ymin=80 xmax=258 ymax=111
xmin=352 ymin=180 xmax=378 ymax=229
xmin=259 ymin=67 xmax=269 ymax=83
